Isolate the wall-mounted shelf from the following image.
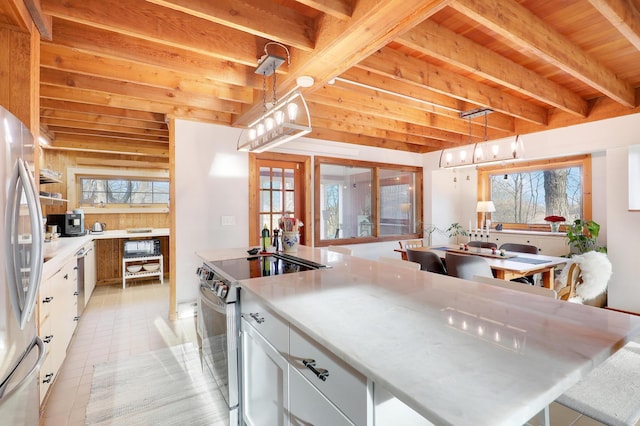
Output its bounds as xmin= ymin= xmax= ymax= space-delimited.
xmin=39 ymin=170 xmax=63 ymax=185
xmin=39 ymin=195 xmax=68 ymax=205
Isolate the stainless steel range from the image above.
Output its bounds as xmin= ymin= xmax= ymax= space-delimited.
xmin=196 ymin=253 xmax=326 ymax=424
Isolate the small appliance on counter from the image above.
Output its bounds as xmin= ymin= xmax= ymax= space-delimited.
xmin=47 ymin=213 xmax=85 ymax=237
xmin=91 ymin=221 xmax=106 ymax=234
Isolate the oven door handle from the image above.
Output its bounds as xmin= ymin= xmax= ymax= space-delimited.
xmin=199 ymin=285 xmax=227 ymax=313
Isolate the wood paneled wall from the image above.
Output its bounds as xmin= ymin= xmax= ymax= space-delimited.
xmin=95 ymin=235 xmax=170 ymax=285
xmin=41 ymin=149 xmax=170 ymax=230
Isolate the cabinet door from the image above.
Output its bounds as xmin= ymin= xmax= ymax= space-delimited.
xmin=241 ymin=318 xmax=289 ymax=426
xmin=84 ymin=241 xmax=97 ymax=304
xmin=536 ymin=235 xmax=569 ymax=256
xmin=289 ymin=368 xmax=354 ymax=426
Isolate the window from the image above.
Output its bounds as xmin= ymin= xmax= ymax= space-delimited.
xmin=478 ymin=155 xmax=591 ymax=230
xmin=67 ymin=167 xmax=169 ymax=214
xmin=315 ymin=157 xmax=422 ymax=244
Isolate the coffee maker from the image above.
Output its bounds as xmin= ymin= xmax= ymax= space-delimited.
xmin=47 ymin=213 xmax=85 ymax=236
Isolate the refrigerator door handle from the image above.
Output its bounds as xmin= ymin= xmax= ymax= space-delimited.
xmin=0 ymin=336 xmax=45 ymax=400
xmin=19 ymin=159 xmax=44 ymax=328
xmin=3 ymin=159 xmax=44 ymax=330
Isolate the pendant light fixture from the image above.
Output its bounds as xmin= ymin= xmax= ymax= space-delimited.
xmin=439 ymin=107 xmax=524 ymax=168
xmin=237 ymin=42 xmax=313 ymax=153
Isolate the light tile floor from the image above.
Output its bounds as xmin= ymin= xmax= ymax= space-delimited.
xmin=40 ymin=280 xmax=199 ymax=426
xmin=40 ymin=280 xmax=626 ymax=426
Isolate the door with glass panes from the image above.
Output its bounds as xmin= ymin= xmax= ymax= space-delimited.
xmin=256 ymin=159 xmax=305 ymax=246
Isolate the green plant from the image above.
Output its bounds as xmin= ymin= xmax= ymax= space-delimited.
xmin=565 ymin=219 xmax=607 ymax=254
xmin=446 ymin=222 xmax=468 ymax=244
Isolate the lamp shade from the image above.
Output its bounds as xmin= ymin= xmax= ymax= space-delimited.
xmin=476 ymin=201 xmax=496 ymax=213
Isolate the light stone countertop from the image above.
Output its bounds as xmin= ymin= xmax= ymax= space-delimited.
xmin=235 ymin=246 xmax=640 ymax=426
xmin=42 ymin=228 xmax=170 ymax=279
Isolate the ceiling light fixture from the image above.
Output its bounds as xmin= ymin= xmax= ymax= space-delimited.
xmin=439 ymin=108 xmax=524 ymax=168
xmin=237 ymin=42 xmax=313 ymax=153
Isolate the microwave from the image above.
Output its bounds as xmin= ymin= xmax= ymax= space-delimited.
xmin=123 ymin=239 xmax=161 ymax=258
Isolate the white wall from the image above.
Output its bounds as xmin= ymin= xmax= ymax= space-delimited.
xmin=175 ymin=120 xmax=249 ymax=305
xmin=423 ymin=113 xmax=640 ymax=313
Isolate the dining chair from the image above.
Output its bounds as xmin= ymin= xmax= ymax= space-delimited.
xmin=327 ymin=246 xmax=352 ymax=256
xmin=406 ymin=249 xmax=447 ymax=274
xmin=472 ymin=275 xmax=557 ymax=298
xmin=445 ymin=252 xmax=493 ymax=280
xmin=398 ymin=239 xmax=424 ymax=250
xmin=467 ymin=241 xmax=498 ymax=249
xmin=556 ymin=251 xmax=611 ymax=305
xmin=378 ymin=256 xmax=421 ymax=270
xmin=498 ymin=243 xmax=538 ymax=254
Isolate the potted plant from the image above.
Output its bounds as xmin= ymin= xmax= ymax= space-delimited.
xmin=446 ymin=222 xmax=468 ymax=245
xmin=565 ymin=219 xmax=606 ymax=254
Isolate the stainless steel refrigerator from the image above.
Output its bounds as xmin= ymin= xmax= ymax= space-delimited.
xmin=0 ymin=106 xmax=46 ymax=425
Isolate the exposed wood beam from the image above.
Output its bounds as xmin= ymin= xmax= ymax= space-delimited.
xmin=40 ymin=98 xmax=166 ymax=123
xmin=309 ymin=101 xmax=469 ymax=143
xmin=40 ymin=68 xmax=242 ymax=114
xmin=296 ymin=0 xmax=352 ymax=20
xmin=234 ymin=0 xmax=454 ymax=126
xmin=24 ymin=0 xmax=52 ymax=39
xmin=49 ymin=134 xmax=169 ymax=157
xmin=145 ymin=0 xmax=316 ymax=51
xmin=41 ymin=118 xmax=169 ymax=137
xmin=308 ymin=127 xmax=432 ymax=153
xmin=588 ymin=0 xmax=640 ymax=51
xmin=40 ymin=109 xmax=168 ymax=131
xmin=329 ymin=72 xmax=515 ymax=132
xmin=309 ymin=85 xmax=492 ymax=138
xmin=1 ymin=0 xmax=33 ymax=32
xmin=45 ymin=125 xmax=168 ymax=142
xmin=42 ymin=0 xmax=264 ymax=66
xmin=397 ymin=19 xmax=589 ymax=117
xmin=40 ymin=43 xmax=254 ymax=104
xmin=359 ymin=47 xmax=548 ymax=125
xmin=40 ymin=85 xmax=231 ymax=124
xmin=451 ymin=0 xmax=636 ymax=108
xmin=49 ymin=19 xmax=264 ymax=89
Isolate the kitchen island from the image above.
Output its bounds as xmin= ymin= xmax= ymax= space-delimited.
xmin=227 ymin=246 xmax=640 ymax=425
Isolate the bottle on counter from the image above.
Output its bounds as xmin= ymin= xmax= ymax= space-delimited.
xmin=261 ymin=224 xmax=270 ymax=252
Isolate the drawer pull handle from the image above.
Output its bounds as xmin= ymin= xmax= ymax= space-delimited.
xmin=302 ymin=359 xmax=329 ymax=382
xmin=42 ymin=296 xmax=53 ymax=303
xmin=43 ymin=335 xmax=53 ymax=343
xmin=249 ymin=313 xmax=265 ymax=324
xmin=42 ymin=373 xmax=54 ymax=384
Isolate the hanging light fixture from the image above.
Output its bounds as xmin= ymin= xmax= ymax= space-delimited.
xmin=439 ymin=107 xmax=525 ymax=168
xmin=237 ymin=42 xmax=313 ymax=153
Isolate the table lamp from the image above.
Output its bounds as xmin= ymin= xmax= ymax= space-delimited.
xmin=476 ymin=201 xmax=496 ymax=229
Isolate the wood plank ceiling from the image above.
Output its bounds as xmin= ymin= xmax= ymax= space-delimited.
xmin=9 ymin=0 xmax=640 ymax=158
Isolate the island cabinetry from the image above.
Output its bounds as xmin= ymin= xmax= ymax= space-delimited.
xmin=289 ymin=325 xmax=367 ymax=425
xmin=38 ymin=255 xmax=78 ymax=404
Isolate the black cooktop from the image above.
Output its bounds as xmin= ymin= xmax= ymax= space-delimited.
xmin=208 ymin=253 xmax=326 ymax=282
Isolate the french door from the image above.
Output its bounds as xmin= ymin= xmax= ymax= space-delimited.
xmin=249 ymin=153 xmax=310 ymax=247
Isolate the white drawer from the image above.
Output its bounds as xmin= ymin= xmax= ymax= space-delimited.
xmin=289 ymin=367 xmax=354 ymax=426
xmin=289 ymin=325 xmax=367 ymax=426
xmin=240 ymin=289 xmax=289 ymax=355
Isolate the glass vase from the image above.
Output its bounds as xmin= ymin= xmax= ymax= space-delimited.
xmin=550 ymin=222 xmax=560 ymax=233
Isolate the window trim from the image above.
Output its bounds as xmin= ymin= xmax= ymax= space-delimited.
xmin=314 ymin=156 xmax=423 ymax=246
xmin=477 ymin=154 xmax=591 ymax=232
xmin=67 ymin=167 xmax=170 ymax=214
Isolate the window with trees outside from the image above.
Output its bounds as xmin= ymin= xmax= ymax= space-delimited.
xmin=477 ymin=155 xmax=591 ymax=230
xmin=315 ymin=157 xmax=422 ymax=244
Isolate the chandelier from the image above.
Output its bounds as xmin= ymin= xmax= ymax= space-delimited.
xmin=237 ymin=42 xmax=313 ymax=153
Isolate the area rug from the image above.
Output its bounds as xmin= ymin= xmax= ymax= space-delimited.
xmin=85 ymin=343 xmax=229 ymax=425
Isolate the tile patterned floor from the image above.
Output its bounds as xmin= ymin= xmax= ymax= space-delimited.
xmin=40 ymin=280 xmax=628 ymax=426
xmin=40 ymin=281 xmax=199 ymax=426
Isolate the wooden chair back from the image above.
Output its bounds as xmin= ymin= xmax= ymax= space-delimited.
xmin=557 ymin=263 xmax=582 ymax=301
xmin=399 ymin=239 xmax=424 ymax=249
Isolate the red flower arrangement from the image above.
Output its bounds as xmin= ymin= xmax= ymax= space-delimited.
xmin=544 ymin=215 xmax=565 ymax=223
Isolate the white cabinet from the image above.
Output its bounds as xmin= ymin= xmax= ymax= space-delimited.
xmin=38 ymin=255 xmax=78 ymax=404
xmin=122 ymin=254 xmax=163 ymax=288
xmin=289 ymin=367 xmax=354 ymax=426
xmin=241 ymin=318 xmax=289 ymax=426
xmin=83 ymin=241 xmax=96 ymax=305
xmin=490 ymin=231 xmax=568 ymax=256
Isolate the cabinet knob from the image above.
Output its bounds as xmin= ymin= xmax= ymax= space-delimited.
xmin=42 ymin=296 xmax=54 ymax=303
xmin=42 ymin=373 xmax=54 ymax=384
xmin=43 ymin=335 xmax=53 ymax=343
xmin=63 ymin=274 xmax=68 ymax=280
xmin=302 ymin=358 xmax=330 ymax=382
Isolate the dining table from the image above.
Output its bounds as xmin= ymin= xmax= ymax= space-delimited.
xmin=395 ymin=244 xmax=567 ymax=289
